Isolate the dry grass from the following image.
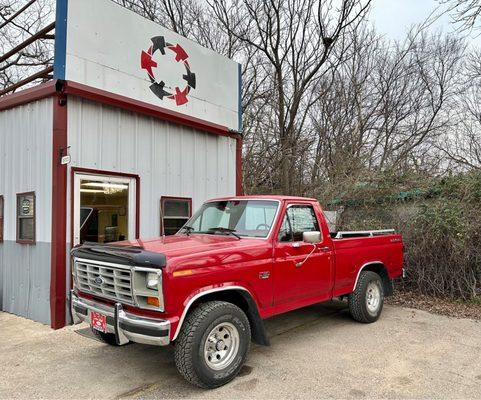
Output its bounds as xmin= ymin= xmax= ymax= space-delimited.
xmin=387 ymin=291 xmax=481 ymax=321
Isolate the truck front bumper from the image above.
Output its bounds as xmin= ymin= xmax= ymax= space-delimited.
xmin=70 ymin=291 xmax=170 ymax=346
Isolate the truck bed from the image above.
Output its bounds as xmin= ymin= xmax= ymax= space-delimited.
xmin=330 ymin=231 xmax=404 ymax=297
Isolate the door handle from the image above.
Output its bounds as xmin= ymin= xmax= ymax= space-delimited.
xmin=319 ymin=246 xmax=331 ymax=252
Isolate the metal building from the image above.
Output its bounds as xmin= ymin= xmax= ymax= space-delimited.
xmin=0 ymin=0 xmax=242 ymax=328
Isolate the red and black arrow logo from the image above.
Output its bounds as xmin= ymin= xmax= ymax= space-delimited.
xmin=140 ymin=36 xmax=196 ymax=106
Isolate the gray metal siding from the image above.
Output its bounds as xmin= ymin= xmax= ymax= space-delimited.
xmin=67 ymin=96 xmax=237 ymax=238
xmin=1 ymin=242 xmax=51 ymax=323
xmin=0 ymin=98 xmax=53 ymax=325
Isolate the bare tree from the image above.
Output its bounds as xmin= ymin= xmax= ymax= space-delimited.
xmin=441 ymin=49 xmax=481 ymax=169
xmin=0 ymin=0 xmax=54 ymax=91
xmin=439 ymin=0 xmax=481 ymax=31
xmin=207 ymin=0 xmax=372 ymax=194
xmin=307 ymin=27 xmax=465 ymax=200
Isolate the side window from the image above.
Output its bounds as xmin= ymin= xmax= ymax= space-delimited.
xmin=0 ymin=195 xmax=4 ymax=243
xmin=161 ymin=197 xmax=192 ymax=235
xmin=278 ymin=205 xmax=320 ymax=242
xmin=17 ymin=192 xmax=36 ymax=244
xmin=278 ymin=213 xmax=293 ymax=242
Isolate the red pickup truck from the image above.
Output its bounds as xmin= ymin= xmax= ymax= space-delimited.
xmin=70 ymin=196 xmax=404 ymax=388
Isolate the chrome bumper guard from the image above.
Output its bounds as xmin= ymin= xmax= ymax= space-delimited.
xmin=70 ymin=290 xmax=170 ymax=346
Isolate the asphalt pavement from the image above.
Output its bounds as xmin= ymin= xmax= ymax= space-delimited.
xmin=1 ymin=301 xmax=480 ymax=399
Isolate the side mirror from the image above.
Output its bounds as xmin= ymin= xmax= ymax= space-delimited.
xmin=303 ymin=231 xmax=321 ymax=244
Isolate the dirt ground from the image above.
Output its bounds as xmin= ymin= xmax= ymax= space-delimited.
xmin=1 ymin=301 xmax=480 ymax=400
xmin=386 ymin=291 xmax=481 ymax=321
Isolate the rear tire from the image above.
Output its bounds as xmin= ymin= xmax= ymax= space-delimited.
xmin=349 ymin=271 xmax=384 ymax=323
xmin=174 ymin=301 xmax=251 ymax=389
xmin=91 ymin=329 xmax=120 ymax=346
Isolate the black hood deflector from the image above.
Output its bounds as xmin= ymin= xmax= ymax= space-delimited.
xmin=71 ymin=242 xmax=167 ymax=269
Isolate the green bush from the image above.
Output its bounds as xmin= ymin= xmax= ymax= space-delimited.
xmin=404 ymin=201 xmax=481 ymax=300
xmin=334 ymin=171 xmax=481 ymax=301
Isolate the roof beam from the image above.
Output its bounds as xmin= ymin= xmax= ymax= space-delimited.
xmin=0 ymin=21 xmax=55 ymax=64
xmin=0 ymin=0 xmax=37 ymax=30
xmin=0 ymin=65 xmax=53 ymax=96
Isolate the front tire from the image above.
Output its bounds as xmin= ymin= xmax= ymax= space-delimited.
xmin=174 ymin=301 xmax=251 ymax=389
xmin=349 ymin=271 xmax=384 ymax=323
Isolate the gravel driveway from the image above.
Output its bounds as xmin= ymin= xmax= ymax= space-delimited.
xmin=1 ymin=301 xmax=480 ymax=399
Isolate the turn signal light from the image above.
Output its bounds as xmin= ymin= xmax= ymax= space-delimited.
xmin=147 ymin=297 xmax=160 ymax=307
xmin=173 ymin=269 xmax=193 ymax=277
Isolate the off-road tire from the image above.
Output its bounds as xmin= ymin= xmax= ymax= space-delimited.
xmin=348 ymin=271 xmax=384 ymax=323
xmin=174 ymin=301 xmax=251 ymax=389
xmin=91 ymin=329 xmax=120 ymax=346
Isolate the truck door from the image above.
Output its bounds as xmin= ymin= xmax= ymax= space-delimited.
xmin=273 ymin=204 xmax=333 ymax=305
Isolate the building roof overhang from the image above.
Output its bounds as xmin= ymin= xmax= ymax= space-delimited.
xmin=0 ymin=80 xmax=242 ymax=140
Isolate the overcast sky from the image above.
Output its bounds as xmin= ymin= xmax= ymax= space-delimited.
xmin=369 ymin=0 xmax=481 ymax=46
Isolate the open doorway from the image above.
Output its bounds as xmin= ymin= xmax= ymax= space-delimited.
xmin=73 ymin=171 xmax=137 ymax=246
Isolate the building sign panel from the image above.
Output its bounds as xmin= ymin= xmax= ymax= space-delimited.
xmin=55 ymin=0 xmax=242 ymax=131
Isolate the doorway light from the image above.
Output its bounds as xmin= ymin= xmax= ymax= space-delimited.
xmin=80 ymin=189 xmax=105 ymax=193
xmin=81 ymin=182 xmax=129 ymax=190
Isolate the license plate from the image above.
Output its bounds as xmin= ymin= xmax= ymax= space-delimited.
xmin=90 ymin=311 xmax=107 ymax=333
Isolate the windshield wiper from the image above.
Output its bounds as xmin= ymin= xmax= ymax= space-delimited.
xmin=180 ymin=225 xmax=195 ymax=236
xmin=207 ymin=227 xmax=241 ymax=239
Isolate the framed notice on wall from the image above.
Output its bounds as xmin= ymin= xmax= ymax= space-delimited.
xmin=17 ymin=192 xmax=35 ymax=244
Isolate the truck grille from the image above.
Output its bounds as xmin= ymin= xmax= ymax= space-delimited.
xmin=74 ymin=260 xmax=133 ymax=304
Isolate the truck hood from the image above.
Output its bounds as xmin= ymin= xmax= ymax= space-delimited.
xmin=72 ymin=234 xmax=268 ymax=272
xmin=125 ymin=234 xmax=263 ymax=260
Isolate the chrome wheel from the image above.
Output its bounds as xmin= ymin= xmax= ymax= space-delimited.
xmin=366 ymin=281 xmax=381 ymax=315
xmin=203 ymin=322 xmax=240 ymax=371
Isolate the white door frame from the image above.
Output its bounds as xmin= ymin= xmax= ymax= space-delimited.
xmin=73 ymin=172 xmax=137 ymax=246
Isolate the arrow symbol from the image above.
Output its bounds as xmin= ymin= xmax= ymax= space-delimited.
xmin=141 ymin=47 xmax=157 ymax=79
xmin=183 ymin=66 xmax=196 ymax=89
xmin=150 ymin=81 xmax=172 ymax=100
xmin=168 ymin=44 xmax=188 ymax=62
xmin=173 ymin=86 xmax=189 ymax=106
xmin=151 ymin=36 xmax=167 ymax=55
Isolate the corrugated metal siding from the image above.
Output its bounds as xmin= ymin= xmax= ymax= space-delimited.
xmin=0 ymin=98 xmax=53 ymax=324
xmin=67 ymin=96 xmax=237 ymax=238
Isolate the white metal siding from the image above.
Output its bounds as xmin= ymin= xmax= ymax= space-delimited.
xmin=0 ymin=98 xmax=53 ymax=324
xmin=65 ymin=0 xmax=241 ymax=131
xmin=67 ymin=96 xmax=237 ymax=239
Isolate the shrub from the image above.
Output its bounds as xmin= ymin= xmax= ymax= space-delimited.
xmin=404 ymin=200 xmax=481 ymax=300
xmin=333 ymin=171 xmax=481 ymax=301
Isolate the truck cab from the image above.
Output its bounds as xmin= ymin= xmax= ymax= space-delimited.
xmin=70 ymin=196 xmax=403 ymax=389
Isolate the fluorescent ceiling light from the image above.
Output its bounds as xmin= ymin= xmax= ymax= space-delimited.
xmin=80 ymin=189 xmax=105 ymax=193
xmin=82 ymin=182 xmax=128 ymax=189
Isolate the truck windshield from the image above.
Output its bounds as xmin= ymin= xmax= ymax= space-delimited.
xmin=180 ymin=200 xmax=278 ymax=238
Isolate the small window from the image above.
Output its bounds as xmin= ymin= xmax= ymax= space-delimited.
xmin=278 ymin=205 xmax=320 ymax=242
xmin=17 ymin=192 xmax=35 ymax=244
xmin=161 ymin=197 xmax=192 ymax=236
xmin=0 ymin=195 xmax=4 ymax=243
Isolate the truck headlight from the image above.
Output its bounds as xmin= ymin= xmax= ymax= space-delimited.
xmin=146 ymin=272 xmax=160 ymax=290
xmin=132 ymin=268 xmax=164 ymax=311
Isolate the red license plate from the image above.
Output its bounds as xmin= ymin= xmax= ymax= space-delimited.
xmin=90 ymin=311 xmax=107 ymax=333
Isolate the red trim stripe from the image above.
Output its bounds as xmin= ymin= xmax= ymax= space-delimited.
xmin=63 ymin=81 xmax=240 ymax=139
xmin=50 ymin=94 xmax=68 ymax=329
xmin=0 ymin=81 xmax=56 ymax=112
